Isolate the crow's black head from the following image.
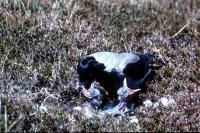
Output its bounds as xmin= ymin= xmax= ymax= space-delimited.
xmin=77 ymin=56 xmax=105 ymax=89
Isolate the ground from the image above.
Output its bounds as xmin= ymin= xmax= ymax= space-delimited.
xmin=0 ymin=0 xmax=200 ymax=132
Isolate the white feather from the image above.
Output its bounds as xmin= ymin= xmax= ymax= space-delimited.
xmin=89 ymin=52 xmax=140 ymax=73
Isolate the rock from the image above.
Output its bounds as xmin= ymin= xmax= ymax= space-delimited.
xmin=39 ymin=105 xmax=47 ymax=112
xmin=143 ymin=100 xmax=153 ymax=108
xmin=168 ymin=96 xmax=176 ymax=105
xmin=159 ymin=96 xmax=176 ymax=107
xmin=160 ymin=97 xmax=168 ymax=106
xmin=73 ymin=106 xmax=82 ymax=112
xmin=135 ymin=124 xmax=141 ymax=131
xmin=153 ymin=102 xmax=160 ymax=108
xmin=44 ymin=96 xmax=58 ymax=105
xmin=129 ymin=116 xmax=139 ymax=124
xmin=82 ymin=102 xmax=96 ymax=118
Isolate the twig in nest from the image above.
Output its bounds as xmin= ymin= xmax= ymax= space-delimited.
xmin=153 ymin=43 xmax=166 ymax=65
xmin=169 ymin=9 xmax=200 ymax=39
xmin=4 ymin=106 xmax=7 ymax=132
xmin=169 ymin=24 xmax=189 ymax=39
xmin=8 ymin=114 xmax=24 ymax=132
xmin=0 ymin=97 xmax=1 ymax=119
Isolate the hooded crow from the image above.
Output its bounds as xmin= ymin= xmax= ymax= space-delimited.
xmin=77 ymin=52 xmax=154 ymax=113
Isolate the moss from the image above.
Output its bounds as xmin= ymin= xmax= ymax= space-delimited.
xmin=163 ymin=66 xmax=174 ymax=78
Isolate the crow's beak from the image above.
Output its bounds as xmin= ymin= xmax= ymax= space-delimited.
xmin=123 ymin=79 xmax=141 ymax=94
xmin=127 ymin=88 xmax=141 ymax=95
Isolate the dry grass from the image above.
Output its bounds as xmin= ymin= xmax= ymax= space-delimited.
xmin=0 ymin=0 xmax=200 ymax=132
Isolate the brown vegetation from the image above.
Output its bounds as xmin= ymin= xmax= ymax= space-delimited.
xmin=0 ymin=0 xmax=200 ymax=132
